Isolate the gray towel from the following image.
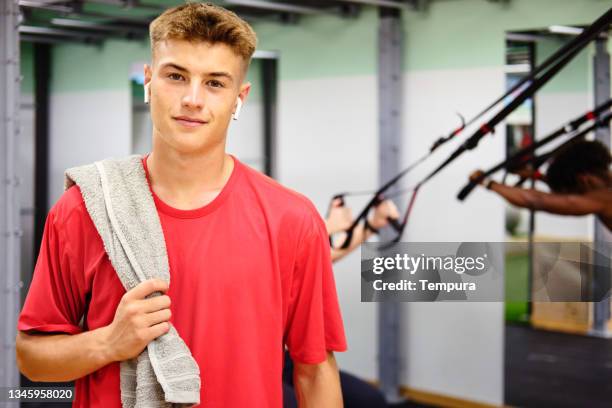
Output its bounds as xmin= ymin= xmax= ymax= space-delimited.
xmin=65 ymin=154 xmax=201 ymax=408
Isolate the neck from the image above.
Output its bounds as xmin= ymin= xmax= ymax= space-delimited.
xmin=146 ymin=136 xmax=234 ymax=209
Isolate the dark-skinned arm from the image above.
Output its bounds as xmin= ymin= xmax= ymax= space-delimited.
xmin=488 ymin=181 xmax=604 ymax=216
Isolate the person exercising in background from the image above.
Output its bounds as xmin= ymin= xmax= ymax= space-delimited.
xmin=326 ymin=197 xmax=400 ymax=261
xmin=470 ymin=140 xmax=612 ymax=231
xmin=284 ymin=197 xmax=400 ymax=408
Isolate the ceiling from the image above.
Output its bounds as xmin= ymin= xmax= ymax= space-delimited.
xmin=17 ymin=0 xmax=424 ymax=44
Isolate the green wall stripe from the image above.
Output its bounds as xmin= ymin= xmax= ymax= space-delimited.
xmin=19 ymin=0 xmax=611 ymax=94
xmin=49 ymin=37 xmax=263 ymax=101
xmin=51 ymin=38 xmax=150 ymax=92
xmin=20 ymin=42 xmax=34 ymax=95
xmin=537 ymin=39 xmax=591 ymax=94
xmin=402 ymin=0 xmax=611 ymax=71
xmin=252 ymin=7 xmax=377 ymax=80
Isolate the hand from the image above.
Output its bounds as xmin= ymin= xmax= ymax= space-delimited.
xmin=509 ymin=166 xmax=536 ymax=180
xmin=469 ymin=170 xmax=486 ymax=184
xmin=325 ymin=198 xmax=353 ymax=235
xmin=368 ymin=199 xmax=400 ymax=230
xmin=101 ymin=279 xmax=172 ymax=362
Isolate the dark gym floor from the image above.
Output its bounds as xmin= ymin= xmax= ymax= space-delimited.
xmin=390 ymin=324 xmax=612 ymax=408
xmin=390 ymin=402 xmax=433 ymax=407
xmin=505 ymin=323 xmax=612 ymax=408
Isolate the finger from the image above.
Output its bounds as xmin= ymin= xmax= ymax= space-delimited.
xmin=144 ymin=308 xmax=172 ymax=327
xmin=145 ymin=322 xmax=170 ymax=342
xmin=377 ymin=201 xmax=394 ymax=215
xmin=341 ymin=220 xmax=353 ymax=230
xmin=140 ymin=295 xmax=171 ymax=313
xmin=389 ymin=206 xmax=400 ymax=218
xmin=332 ymin=198 xmax=343 ymax=207
xmin=125 ymin=279 xmax=169 ymax=301
xmin=381 ymin=199 xmax=394 ymax=207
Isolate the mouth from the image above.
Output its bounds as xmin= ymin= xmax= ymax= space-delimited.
xmin=173 ymin=116 xmax=208 ymax=128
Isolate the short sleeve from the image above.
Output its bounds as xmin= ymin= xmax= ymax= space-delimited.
xmin=284 ymin=212 xmax=347 ymax=364
xmin=17 ymin=205 xmax=87 ymax=335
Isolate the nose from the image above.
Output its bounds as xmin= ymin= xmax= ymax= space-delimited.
xmin=181 ymin=82 xmax=204 ymax=110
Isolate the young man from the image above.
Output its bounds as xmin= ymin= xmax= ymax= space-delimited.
xmin=470 ymin=140 xmax=612 ymax=231
xmin=16 ymin=3 xmax=346 ymax=407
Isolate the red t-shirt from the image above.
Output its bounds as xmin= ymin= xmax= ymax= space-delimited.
xmin=18 ymin=155 xmax=347 ymax=407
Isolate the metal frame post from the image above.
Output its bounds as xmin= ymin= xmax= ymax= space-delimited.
xmin=34 ymin=43 xmax=51 ymax=257
xmin=527 ymin=41 xmax=537 ymax=313
xmin=377 ymin=7 xmax=404 ymax=403
xmin=261 ymin=56 xmax=278 ymax=178
xmin=591 ymin=36 xmax=611 ymax=336
xmin=1 ymin=0 xmax=23 ymax=396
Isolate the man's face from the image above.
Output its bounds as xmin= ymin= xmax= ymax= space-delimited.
xmin=144 ymin=39 xmax=250 ymax=155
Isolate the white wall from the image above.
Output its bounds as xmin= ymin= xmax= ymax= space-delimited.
xmin=49 ymin=90 xmax=132 ymax=204
xmin=400 ymin=67 xmax=506 ymax=405
xmin=227 ymin=100 xmax=265 ymax=172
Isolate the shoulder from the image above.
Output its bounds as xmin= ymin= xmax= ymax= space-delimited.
xmin=588 ymin=189 xmax=612 ymax=215
xmin=238 ymin=161 xmax=325 ymax=233
xmin=48 ymin=185 xmax=91 ymax=230
xmin=59 ymin=154 xmax=143 ymax=224
xmin=239 ymin=162 xmax=320 ymax=215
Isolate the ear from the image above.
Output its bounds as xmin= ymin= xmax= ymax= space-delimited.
xmin=239 ymin=82 xmax=251 ymax=103
xmin=577 ymin=173 xmax=600 ymax=191
xmin=232 ymin=83 xmax=251 ymax=120
xmin=143 ymin=63 xmax=152 ymax=86
xmin=143 ymin=64 xmax=152 ymax=104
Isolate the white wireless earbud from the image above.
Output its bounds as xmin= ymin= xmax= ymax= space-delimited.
xmin=232 ymin=97 xmax=243 ymax=120
xmin=144 ymin=83 xmax=151 ymax=104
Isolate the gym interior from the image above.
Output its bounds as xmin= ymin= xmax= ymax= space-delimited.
xmin=1 ymin=0 xmax=612 ymax=407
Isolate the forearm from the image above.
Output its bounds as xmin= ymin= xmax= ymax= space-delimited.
xmin=293 ymin=353 xmax=343 ymax=407
xmin=16 ymin=326 xmax=114 ymax=382
xmin=489 ymin=181 xmax=538 ymax=209
xmin=330 ymin=224 xmax=372 ymax=262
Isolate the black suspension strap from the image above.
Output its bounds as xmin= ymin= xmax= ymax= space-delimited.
xmin=457 ymin=99 xmax=612 ymax=200
xmin=330 ymin=7 xmax=612 ymax=249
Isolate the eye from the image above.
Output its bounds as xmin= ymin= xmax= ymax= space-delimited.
xmin=168 ymin=72 xmax=184 ymax=81
xmin=207 ymin=80 xmax=225 ymax=88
